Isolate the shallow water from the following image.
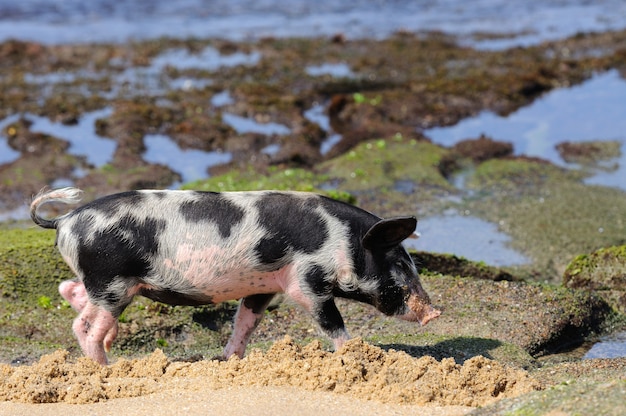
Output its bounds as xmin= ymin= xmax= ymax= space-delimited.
xmin=0 ymin=115 xmax=22 ymax=165
xmin=425 ymin=70 xmax=626 ymax=192
xmin=0 ymin=0 xmax=624 ymax=49
xmin=306 ymin=63 xmax=354 ymax=78
xmin=143 ymin=134 xmax=233 ymax=185
xmin=404 ymin=210 xmax=529 ymax=267
xmin=222 ymin=113 xmax=291 ymax=136
xmin=584 ymin=331 xmax=626 ymax=359
xmin=0 ymin=109 xmax=116 ymax=167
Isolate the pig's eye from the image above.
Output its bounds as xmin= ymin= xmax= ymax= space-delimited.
xmin=395 ymin=260 xmax=415 ymax=275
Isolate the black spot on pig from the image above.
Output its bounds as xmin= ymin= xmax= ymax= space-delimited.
xmin=242 ymin=294 xmax=276 ymax=314
xmin=75 ymin=215 xmax=166 ymax=311
xmin=255 ymin=236 xmax=289 ymax=266
xmin=179 ymin=192 xmax=245 ymax=239
xmin=254 ymin=193 xmax=328 ymax=260
xmin=304 ymin=264 xmax=331 ymax=295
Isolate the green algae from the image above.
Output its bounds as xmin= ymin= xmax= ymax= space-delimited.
xmin=464 ymin=157 xmax=584 ymax=191
xmin=556 ymin=139 xmax=622 ymax=167
xmin=0 ymin=229 xmax=79 ymax=362
xmin=318 ymin=136 xmax=456 ymax=216
xmin=564 ymin=245 xmax=626 ymax=289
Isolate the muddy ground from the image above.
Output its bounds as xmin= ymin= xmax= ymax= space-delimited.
xmin=1 ymin=29 xmax=626 ymax=414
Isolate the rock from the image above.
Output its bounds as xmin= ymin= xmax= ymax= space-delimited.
xmin=422 ymin=274 xmax=611 ymax=355
xmin=412 ymin=251 xmax=519 ymax=281
xmin=563 ymin=245 xmax=626 ymax=314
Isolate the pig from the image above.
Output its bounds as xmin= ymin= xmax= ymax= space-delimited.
xmin=30 ymin=187 xmax=441 ymax=365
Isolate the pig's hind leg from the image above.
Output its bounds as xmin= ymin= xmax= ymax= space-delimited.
xmin=59 ymin=279 xmax=88 ymax=312
xmin=71 ymin=301 xmax=119 ymax=365
xmin=59 ymin=279 xmax=118 ymax=361
xmin=222 ymin=293 xmax=275 ymax=359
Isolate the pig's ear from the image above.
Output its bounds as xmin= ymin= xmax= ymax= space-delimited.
xmin=362 ymin=216 xmax=417 ymax=251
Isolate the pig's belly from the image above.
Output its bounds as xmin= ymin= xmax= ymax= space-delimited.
xmin=194 ymin=268 xmax=292 ymax=303
xmin=145 ymin=262 xmax=298 ymax=305
xmin=147 ymin=242 xmax=303 ymax=305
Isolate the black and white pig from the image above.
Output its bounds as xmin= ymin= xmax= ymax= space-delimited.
xmin=30 ymin=187 xmax=441 ymax=365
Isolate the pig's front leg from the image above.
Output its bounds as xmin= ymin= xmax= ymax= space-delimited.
xmin=222 ymin=293 xmax=276 ymax=359
xmin=287 ymin=272 xmax=351 ymax=351
xmin=312 ymin=298 xmax=350 ymax=350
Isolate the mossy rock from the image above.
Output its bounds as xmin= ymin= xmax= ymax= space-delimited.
xmin=564 ymin=245 xmax=626 ymax=314
xmin=0 ymin=228 xmax=78 ymax=363
xmin=320 ymin=136 xmax=451 ymax=192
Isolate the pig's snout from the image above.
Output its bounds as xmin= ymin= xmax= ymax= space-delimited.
xmin=400 ymin=293 xmax=441 ymax=325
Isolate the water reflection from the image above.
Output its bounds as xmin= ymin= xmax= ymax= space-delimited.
xmin=151 ymin=47 xmax=261 ymax=71
xmin=211 ymin=90 xmax=235 ymax=107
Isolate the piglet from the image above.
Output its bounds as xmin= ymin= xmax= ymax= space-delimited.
xmin=30 ymin=187 xmax=440 ymax=364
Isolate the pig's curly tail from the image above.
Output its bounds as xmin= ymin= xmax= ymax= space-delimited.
xmin=30 ymin=187 xmax=83 ymax=229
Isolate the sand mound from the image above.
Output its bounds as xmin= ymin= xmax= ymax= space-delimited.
xmin=0 ymin=337 xmax=540 ymax=407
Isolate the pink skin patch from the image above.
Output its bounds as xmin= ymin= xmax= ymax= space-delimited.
xmin=162 ymin=243 xmax=315 ymax=304
xmin=332 ymin=333 xmax=351 ymax=351
xmin=163 ymin=242 xmax=286 ymax=300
